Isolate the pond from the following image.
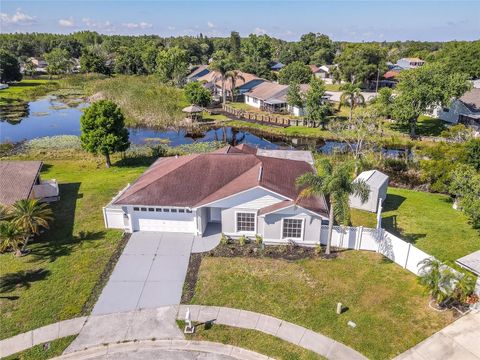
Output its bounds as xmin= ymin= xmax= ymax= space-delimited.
xmin=0 ymin=96 xmax=410 ymax=158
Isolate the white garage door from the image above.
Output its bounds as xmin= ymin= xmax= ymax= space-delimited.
xmin=134 ymin=210 xmax=195 ymax=233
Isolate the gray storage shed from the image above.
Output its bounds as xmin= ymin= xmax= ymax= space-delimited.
xmin=349 ymin=170 xmax=389 ymax=213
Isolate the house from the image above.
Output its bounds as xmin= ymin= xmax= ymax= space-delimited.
xmin=396 ymin=57 xmax=425 ymax=69
xmin=456 ymin=250 xmax=480 ymax=276
xmin=197 ymin=71 xmax=265 ymax=100
xmin=186 ymin=65 xmax=210 ymax=82
xmin=27 ymin=57 xmax=48 ymax=73
xmin=349 ymin=170 xmax=389 ymax=213
xmin=103 ymin=144 xmax=329 ymax=244
xmin=244 ymin=82 xmax=289 ymax=112
xmin=270 ymin=61 xmax=285 ymax=72
xmin=0 ymin=161 xmax=59 ymax=205
xmin=432 ymin=88 xmax=480 ymax=134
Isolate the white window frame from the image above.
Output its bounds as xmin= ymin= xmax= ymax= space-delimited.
xmin=235 ymin=211 xmax=257 ymax=234
xmin=281 ymin=218 xmax=305 ymax=240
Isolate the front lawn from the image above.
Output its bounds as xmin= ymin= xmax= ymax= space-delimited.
xmin=190 ymin=252 xmax=453 ymax=360
xmin=0 ymin=160 xmax=145 ymax=339
xmin=351 ymin=187 xmax=480 ymax=262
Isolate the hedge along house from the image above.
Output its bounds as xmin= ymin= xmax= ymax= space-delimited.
xmin=349 ymin=170 xmax=389 ymax=213
xmin=103 ymin=144 xmax=329 ymax=244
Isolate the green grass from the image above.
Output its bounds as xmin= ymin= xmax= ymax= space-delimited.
xmin=324 ymin=83 xmax=342 ymax=91
xmin=180 ymin=322 xmax=323 ymax=360
xmin=387 ymin=115 xmax=448 ymax=137
xmin=191 ymin=252 xmax=453 ymax=360
xmin=0 ymin=79 xmax=59 ymax=105
xmin=351 ymin=187 xmax=480 ymax=263
xmin=4 ymin=336 xmax=75 ymax=360
xmin=0 ymin=159 xmax=145 ymax=339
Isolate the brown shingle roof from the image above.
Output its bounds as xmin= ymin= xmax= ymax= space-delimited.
xmin=0 ymin=161 xmax=42 ymax=205
xmin=244 ymin=82 xmax=289 ymax=101
xmin=114 ymin=146 xmax=328 ymax=216
xmin=459 ymin=88 xmax=480 ymax=112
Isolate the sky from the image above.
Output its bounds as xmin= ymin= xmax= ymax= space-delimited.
xmin=1 ymin=1 xmax=479 ymax=42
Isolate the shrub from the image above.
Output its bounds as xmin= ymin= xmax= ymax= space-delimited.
xmin=255 ymin=234 xmax=263 ymax=245
xmin=238 ymin=235 xmax=248 ymax=246
xmin=220 ymin=233 xmax=229 ymax=245
xmin=315 ymin=244 xmax=322 ymax=256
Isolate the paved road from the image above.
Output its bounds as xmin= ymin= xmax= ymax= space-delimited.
xmin=395 ymin=311 xmax=480 ymax=360
xmin=92 ymin=232 xmax=194 ymax=315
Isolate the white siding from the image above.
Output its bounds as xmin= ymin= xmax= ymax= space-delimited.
xmin=104 ymin=207 xmax=126 ymax=229
xmin=245 ymin=95 xmax=261 ymax=109
xmin=205 ymin=187 xmax=286 ymax=209
xmin=432 ymin=100 xmax=474 ymax=124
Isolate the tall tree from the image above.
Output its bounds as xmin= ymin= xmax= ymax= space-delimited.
xmin=339 ymin=83 xmax=365 ymax=121
xmin=229 ymin=31 xmax=242 ymax=62
xmin=80 ymin=50 xmax=109 ymax=74
xmin=0 ymin=50 xmax=22 ymax=83
xmin=209 ymin=50 xmax=235 ymax=105
xmin=240 ymin=34 xmax=273 ymax=78
xmin=305 ymin=77 xmax=331 ymax=129
xmin=392 ymin=63 xmax=471 ymax=137
xmin=225 ymin=70 xmax=245 ymax=101
xmin=10 ymin=199 xmax=53 ymax=254
xmin=296 ymin=160 xmax=370 ymax=254
xmin=156 ymin=46 xmax=189 ymax=86
xmin=278 ymin=61 xmax=312 ymax=85
xmin=114 ymin=46 xmax=146 ymax=75
xmin=44 ymin=48 xmax=72 ymax=75
xmin=287 ymin=82 xmax=304 ymax=108
xmin=373 ymin=87 xmax=394 ymax=119
xmin=80 ymin=100 xmax=130 ymax=167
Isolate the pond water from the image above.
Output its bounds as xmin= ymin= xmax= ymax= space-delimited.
xmin=0 ymin=96 xmax=410 ymax=158
xmin=0 ymin=96 xmax=288 ymax=149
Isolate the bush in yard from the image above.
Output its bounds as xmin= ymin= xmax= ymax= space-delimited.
xmin=184 ymin=81 xmax=212 ymax=107
xmin=255 ymin=234 xmax=263 ymax=245
xmin=80 ymin=100 xmax=130 ymax=167
xmin=238 ymin=235 xmax=248 ymax=246
xmin=418 ymin=258 xmax=455 ymax=304
xmin=220 ymin=233 xmax=229 ymax=245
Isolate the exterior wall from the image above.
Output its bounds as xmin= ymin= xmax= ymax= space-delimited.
xmin=349 ymin=186 xmax=380 ymax=213
xmin=287 ymin=105 xmax=306 ymax=117
xmin=261 ymin=206 xmax=323 ymax=243
xmin=245 ymin=95 xmax=261 ymax=108
xmin=206 ymin=187 xmax=286 ymax=209
xmin=432 ymin=100 xmax=476 ymax=124
xmin=103 ymin=206 xmax=127 ymax=230
xmin=220 ymin=207 xmax=257 ymax=235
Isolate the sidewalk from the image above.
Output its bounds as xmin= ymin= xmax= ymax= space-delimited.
xmin=394 ymin=311 xmax=480 ymax=360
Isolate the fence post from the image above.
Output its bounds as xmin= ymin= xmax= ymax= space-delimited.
xmin=404 ymin=243 xmax=411 ymax=269
xmin=356 ymin=226 xmax=363 ymax=250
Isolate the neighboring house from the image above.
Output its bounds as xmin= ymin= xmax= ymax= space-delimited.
xmin=349 ymin=170 xmax=389 ymax=213
xmin=198 ymin=71 xmax=265 ymax=100
xmin=103 ymin=144 xmax=329 ymax=244
xmin=186 ymin=65 xmax=210 ymax=82
xmin=0 ymin=161 xmax=59 ymax=205
xmin=270 ymin=61 xmax=285 ymax=72
xmin=27 ymin=57 xmax=48 ymax=73
xmin=432 ymin=88 xmax=480 ymax=134
xmin=244 ymin=81 xmax=289 ymax=112
xmin=396 ymin=57 xmax=425 ymax=69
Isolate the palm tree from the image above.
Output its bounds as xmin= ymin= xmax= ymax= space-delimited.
xmin=10 ymin=199 xmax=53 ymax=253
xmin=418 ymin=258 xmax=454 ymax=304
xmin=339 ymin=83 xmax=365 ymax=121
xmin=225 ymin=70 xmax=245 ymax=102
xmin=0 ymin=204 xmax=11 ymax=221
xmin=209 ymin=50 xmax=234 ymax=106
xmin=0 ymin=221 xmax=25 ymax=257
xmin=296 ymin=160 xmax=370 ymax=255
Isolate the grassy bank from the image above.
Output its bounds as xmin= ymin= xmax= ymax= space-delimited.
xmin=0 ymin=159 xmax=145 ymax=339
xmin=0 ymin=79 xmax=59 ymax=105
xmin=351 ymin=187 xmax=480 ymax=263
xmin=181 ymin=322 xmax=323 ymax=359
xmin=85 ymin=75 xmax=188 ymax=127
xmin=4 ymin=336 xmax=75 ymax=360
xmin=190 ymin=251 xmax=453 ymax=360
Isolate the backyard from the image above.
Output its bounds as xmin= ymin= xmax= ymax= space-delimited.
xmin=190 ymin=251 xmax=453 ymax=360
xmin=0 ymin=159 xmax=145 ymax=339
xmin=351 ymin=187 xmax=480 ymax=263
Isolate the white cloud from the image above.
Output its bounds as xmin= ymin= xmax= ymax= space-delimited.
xmin=253 ymin=27 xmax=266 ymax=35
xmin=58 ymin=17 xmax=74 ymax=27
xmin=207 ymin=21 xmax=215 ymax=29
xmin=122 ymin=21 xmax=152 ymax=30
xmin=81 ymin=18 xmax=115 ymax=32
xmin=167 ymin=25 xmax=176 ymax=31
xmin=0 ymin=10 xmax=36 ymax=25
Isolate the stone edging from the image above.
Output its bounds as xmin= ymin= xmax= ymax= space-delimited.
xmin=51 ymin=340 xmax=272 ymax=359
xmin=177 ymin=305 xmax=366 ymax=360
xmin=0 ymin=305 xmax=366 ymax=359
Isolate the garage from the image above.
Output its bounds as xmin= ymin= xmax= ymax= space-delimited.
xmin=132 ymin=207 xmax=195 ymax=233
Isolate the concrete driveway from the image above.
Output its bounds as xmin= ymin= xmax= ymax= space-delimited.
xmin=92 ymin=232 xmax=194 ymax=315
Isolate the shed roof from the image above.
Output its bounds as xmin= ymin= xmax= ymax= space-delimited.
xmin=0 ymin=161 xmax=43 ymax=205
xmin=354 ymin=170 xmax=389 ymax=189
xmin=456 ymin=250 xmax=480 ymax=276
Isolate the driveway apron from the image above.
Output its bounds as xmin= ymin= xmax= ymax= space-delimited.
xmin=92 ymin=232 xmax=194 ymax=315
